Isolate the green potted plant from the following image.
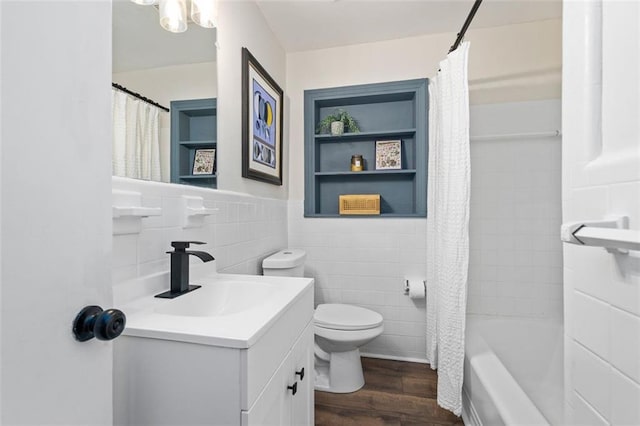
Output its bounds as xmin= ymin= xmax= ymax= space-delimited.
xmin=316 ymin=109 xmax=360 ymax=135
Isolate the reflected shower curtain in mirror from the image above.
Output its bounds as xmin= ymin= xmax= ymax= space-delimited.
xmin=112 ymin=88 xmax=161 ymax=181
xmin=426 ymin=41 xmax=470 ymax=416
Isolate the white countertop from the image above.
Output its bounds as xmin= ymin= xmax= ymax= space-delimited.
xmin=119 ymin=269 xmax=314 ymax=349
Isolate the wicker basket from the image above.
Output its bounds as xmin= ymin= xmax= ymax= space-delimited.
xmin=339 ymin=194 xmax=381 ymax=215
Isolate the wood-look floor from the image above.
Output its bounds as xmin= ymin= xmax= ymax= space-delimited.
xmin=315 ymin=358 xmax=464 ymax=426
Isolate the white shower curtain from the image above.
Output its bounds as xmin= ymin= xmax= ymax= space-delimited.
xmin=425 ymin=41 xmax=471 ymax=416
xmin=112 ymin=88 xmax=162 ymax=181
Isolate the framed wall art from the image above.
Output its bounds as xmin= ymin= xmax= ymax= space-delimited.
xmin=241 ymin=47 xmax=284 ymax=185
xmin=375 ymin=140 xmax=402 ymax=170
xmin=193 ymin=148 xmax=216 ymax=175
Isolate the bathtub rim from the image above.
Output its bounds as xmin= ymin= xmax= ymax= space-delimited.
xmin=463 ymin=317 xmax=553 ymax=426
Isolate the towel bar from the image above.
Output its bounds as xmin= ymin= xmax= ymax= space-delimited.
xmin=561 ymin=216 xmax=640 ymax=254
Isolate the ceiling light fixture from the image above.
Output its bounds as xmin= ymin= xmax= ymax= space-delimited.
xmin=159 ymin=0 xmax=187 ymax=33
xmin=191 ymin=0 xmax=217 ymax=28
xmin=131 ymin=0 xmax=217 ymax=34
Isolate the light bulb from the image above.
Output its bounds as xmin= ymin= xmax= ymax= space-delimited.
xmin=191 ymin=0 xmax=217 ymax=29
xmin=159 ymin=0 xmax=187 ymax=33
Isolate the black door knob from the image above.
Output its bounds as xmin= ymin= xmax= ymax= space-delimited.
xmin=73 ymin=305 xmax=126 ymax=342
xmin=287 ymin=382 xmax=298 ymax=395
xmin=295 ymin=368 xmax=305 ymax=381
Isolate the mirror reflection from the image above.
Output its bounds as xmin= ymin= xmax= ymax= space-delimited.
xmin=112 ymin=0 xmax=217 ymax=186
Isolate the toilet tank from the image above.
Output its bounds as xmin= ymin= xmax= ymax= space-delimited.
xmin=262 ymin=249 xmax=306 ymax=277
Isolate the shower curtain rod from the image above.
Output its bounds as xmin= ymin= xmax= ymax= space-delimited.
xmin=449 ymin=0 xmax=483 ymax=53
xmin=112 ymin=83 xmax=170 ymax=112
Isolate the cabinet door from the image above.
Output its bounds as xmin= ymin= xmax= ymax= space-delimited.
xmin=242 ymin=352 xmax=293 ymax=426
xmin=290 ymin=323 xmax=315 ymax=426
xmin=241 ymin=321 xmax=314 ymax=426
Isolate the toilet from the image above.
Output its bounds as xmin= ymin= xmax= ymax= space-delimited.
xmin=262 ymin=249 xmax=384 ymax=394
xmin=313 ymin=303 xmax=383 ymax=393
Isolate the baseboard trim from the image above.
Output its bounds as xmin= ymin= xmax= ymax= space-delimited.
xmin=360 ymin=352 xmax=429 ymax=364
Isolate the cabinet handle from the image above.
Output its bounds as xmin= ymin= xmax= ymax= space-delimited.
xmin=287 ymin=382 xmax=298 ymax=395
xmin=295 ymin=368 xmax=305 ymax=381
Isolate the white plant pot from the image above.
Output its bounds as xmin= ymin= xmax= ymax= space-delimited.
xmin=330 ymin=121 xmax=345 ymax=136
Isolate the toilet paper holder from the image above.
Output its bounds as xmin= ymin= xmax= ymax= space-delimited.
xmin=404 ymin=279 xmax=426 ymax=295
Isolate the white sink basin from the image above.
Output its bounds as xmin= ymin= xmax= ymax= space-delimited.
xmin=155 ymin=280 xmax=275 ymax=317
xmin=120 ymin=273 xmax=314 ymax=348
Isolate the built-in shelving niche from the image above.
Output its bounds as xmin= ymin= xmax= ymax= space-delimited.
xmin=304 ymin=79 xmax=428 ymax=217
xmin=170 ymin=98 xmax=217 ymax=188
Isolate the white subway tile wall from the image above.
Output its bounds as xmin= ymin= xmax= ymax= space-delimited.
xmin=112 ymin=177 xmax=288 ymax=289
xmin=288 ymin=201 xmax=428 ymax=361
xmin=467 ymin=101 xmax=563 ymax=319
xmin=563 ymin=1 xmax=640 ymax=423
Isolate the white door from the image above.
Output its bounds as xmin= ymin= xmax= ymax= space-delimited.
xmin=1 ymin=1 xmax=114 ymax=424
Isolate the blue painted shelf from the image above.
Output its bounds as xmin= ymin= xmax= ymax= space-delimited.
xmin=309 ymin=213 xmax=425 ymax=218
xmin=314 ymin=169 xmax=417 ymax=176
xmin=179 ymin=174 xmax=217 ymax=180
xmin=314 ymin=128 xmax=416 ymax=142
xmin=170 ymin=98 xmax=217 ymax=188
xmin=179 ymin=139 xmax=217 ymax=148
xmin=304 ymin=79 xmax=428 ymax=217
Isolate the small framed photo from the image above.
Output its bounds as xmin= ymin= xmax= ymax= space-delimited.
xmin=193 ymin=148 xmax=216 ymax=175
xmin=375 ymin=140 xmax=402 ymax=170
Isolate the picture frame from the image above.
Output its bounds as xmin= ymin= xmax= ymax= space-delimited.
xmin=375 ymin=140 xmax=402 ymax=170
xmin=242 ymin=47 xmax=284 ymax=185
xmin=193 ymin=148 xmax=216 ymax=175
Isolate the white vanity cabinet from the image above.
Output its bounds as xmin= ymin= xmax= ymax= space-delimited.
xmin=113 ymin=275 xmax=314 ymax=426
xmin=241 ymin=322 xmax=314 ymax=426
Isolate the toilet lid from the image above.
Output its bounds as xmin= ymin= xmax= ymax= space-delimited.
xmin=314 ymin=304 xmax=383 ymax=331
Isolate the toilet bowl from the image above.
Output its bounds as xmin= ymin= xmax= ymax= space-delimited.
xmin=313 ymin=304 xmax=383 ymax=393
xmin=262 ymin=250 xmax=384 ymax=394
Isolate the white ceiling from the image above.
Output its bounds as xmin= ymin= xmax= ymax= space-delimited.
xmin=113 ymin=0 xmax=216 ymax=73
xmin=256 ymin=0 xmax=562 ymax=52
xmin=112 ymin=0 xmax=561 ymax=73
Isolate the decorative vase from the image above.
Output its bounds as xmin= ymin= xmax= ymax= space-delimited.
xmin=330 ymin=121 xmax=345 ymax=136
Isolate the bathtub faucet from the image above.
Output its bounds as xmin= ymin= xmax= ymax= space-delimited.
xmin=155 ymin=241 xmax=214 ymax=299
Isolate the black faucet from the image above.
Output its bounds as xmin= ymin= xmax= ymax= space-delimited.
xmin=155 ymin=241 xmax=215 ymax=299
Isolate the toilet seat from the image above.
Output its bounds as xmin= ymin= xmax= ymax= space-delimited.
xmin=314 ymin=304 xmax=383 ymax=331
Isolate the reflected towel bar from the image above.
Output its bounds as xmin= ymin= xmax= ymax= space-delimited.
xmin=561 ymin=216 xmax=640 ymax=254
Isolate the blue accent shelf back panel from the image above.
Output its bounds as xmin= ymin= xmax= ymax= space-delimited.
xmin=170 ymin=98 xmax=217 ymax=188
xmin=304 ymin=79 xmax=428 ymax=217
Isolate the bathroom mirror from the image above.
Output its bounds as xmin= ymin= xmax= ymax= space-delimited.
xmin=112 ymin=0 xmax=217 ymax=185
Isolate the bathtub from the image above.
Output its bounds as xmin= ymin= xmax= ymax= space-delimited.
xmin=462 ymin=316 xmax=565 ymax=426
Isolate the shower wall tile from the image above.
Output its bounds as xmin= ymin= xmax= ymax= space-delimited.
xmin=572 ymin=291 xmax=610 ymax=359
xmin=610 ymin=307 xmax=640 ymax=383
xmin=467 ymin=133 xmax=563 ymax=319
xmin=112 ymin=177 xmax=288 ymax=303
xmin=563 ymin=2 xmax=640 ymax=423
xmin=611 ymin=369 xmax=640 ymax=426
xmin=573 ymin=342 xmax=612 ymax=420
xmin=572 ymin=394 xmax=609 ymax=426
